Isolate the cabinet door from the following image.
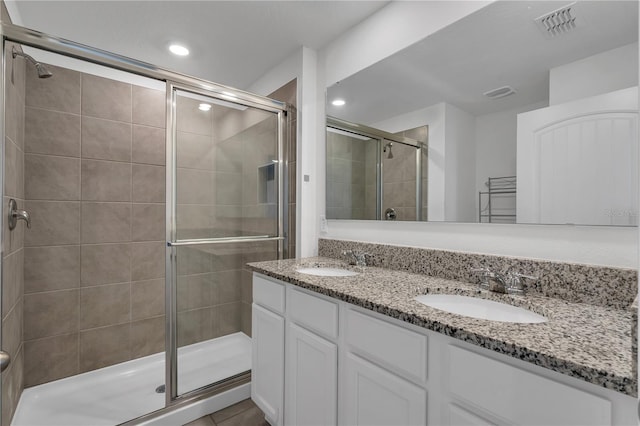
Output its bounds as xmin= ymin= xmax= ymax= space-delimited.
xmin=285 ymin=323 xmax=337 ymax=426
xmin=342 ymin=353 xmax=426 ymax=426
xmin=447 ymin=404 xmax=495 ymax=426
xmin=252 ymin=304 xmax=285 ymax=426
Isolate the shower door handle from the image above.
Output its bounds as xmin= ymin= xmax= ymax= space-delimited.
xmin=0 ymin=350 xmax=10 ymax=373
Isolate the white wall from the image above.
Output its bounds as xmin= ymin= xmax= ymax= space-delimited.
xmin=321 ymin=1 xmax=491 ymax=87
xmin=247 ymin=48 xmax=308 ymax=257
xmin=550 ymin=42 xmax=639 ymax=105
xmin=444 ymin=103 xmax=476 ymax=222
xmin=247 ymin=45 xmax=328 ymax=260
xmin=474 ymin=101 xmax=547 ymax=218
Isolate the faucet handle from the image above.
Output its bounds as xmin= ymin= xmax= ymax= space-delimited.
xmin=342 ymin=250 xmax=369 ymax=266
xmin=505 ymin=272 xmax=538 ymax=294
xmin=354 ymin=252 xmax=370 ymax=267
xmin=8 ymin=198 xmax=31 ymax=230
xmin=470 ymin=267 xmax=492 ymax=289
xmin=342 ymin=250 xmax=355 ymax=264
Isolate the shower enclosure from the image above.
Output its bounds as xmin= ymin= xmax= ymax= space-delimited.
xmin=326 ymin=116 xmax=427 ymax=221
xmin=0 ymin=22 xmax=291 ymax=426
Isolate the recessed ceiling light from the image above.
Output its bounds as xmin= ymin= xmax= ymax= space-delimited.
xmin=332 ymin=99 xmax=346 ymax=106
xmin=199 ymin=103 xmax=211 ymax=111
xmin=169 ymin=44 xmax=189 ymax=56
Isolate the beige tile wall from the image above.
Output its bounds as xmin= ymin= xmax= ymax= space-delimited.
xmin=382 ymin=125 xmax=429 ymax=221
xmin=398 ymin=126 xmax=428 ymax=221
xmin=22 ymin=64 xmax=166 ymax=387
xmin=2 ymin=39 xmax=26 ymax=426
xmin=326 ymin=132 xmax=372 ymax=220
xmin=382 ymin=142 xmax=417 ymax=221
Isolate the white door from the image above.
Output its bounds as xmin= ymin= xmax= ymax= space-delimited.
xmin=517 ymin=87 xmax=638 ymax=225
xmin=342 ymin=352 xmax=426 ymax=426
xmin=285 ymin=323 xmax=337 ymax=426
xmin=252 ymin=304 xmax=285 ymax=426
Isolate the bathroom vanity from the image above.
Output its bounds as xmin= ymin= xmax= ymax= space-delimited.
xmin=248 ymin=257 xmax=637 ymax=426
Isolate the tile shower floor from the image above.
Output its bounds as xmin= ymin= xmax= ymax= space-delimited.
xmin=185 ymin=399 xmax=268 ymax=426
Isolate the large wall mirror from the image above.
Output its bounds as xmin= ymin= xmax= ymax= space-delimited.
xmin=326 ymin=0 xmax=638 ymax=226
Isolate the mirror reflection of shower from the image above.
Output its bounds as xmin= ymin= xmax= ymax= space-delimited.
xmin=383 ymin=142 xmax=393 ymax=159
xmin=326 ymin=116 xmax=428 ymax=221
xmin=12 ymin=46 xmax=53 ymax=79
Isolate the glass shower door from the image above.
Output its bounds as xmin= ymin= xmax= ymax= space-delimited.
xmin=167 ymin=84 xmax=284 ymax=400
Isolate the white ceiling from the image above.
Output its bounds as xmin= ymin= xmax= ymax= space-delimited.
xmin=7 ymin=0 xmax=389 ymax=89
xmin=326 ymin=0 xmax=639 ymax=124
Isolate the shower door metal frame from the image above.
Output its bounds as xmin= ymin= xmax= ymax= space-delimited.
xmin=326 ymin=116 xmax=424 ymax=220
xmin=165 ymin=81 xmax=286 ymax=405
xmin=0 ymin=21 xmax=289 ymax=423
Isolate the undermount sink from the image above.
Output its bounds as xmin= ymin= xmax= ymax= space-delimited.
xmin=296 ymin=267 xmax=359 ymax=277
xmin=414 ymin=294 xmax=547 ymax=323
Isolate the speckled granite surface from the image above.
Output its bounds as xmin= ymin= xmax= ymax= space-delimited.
xmin=318 ymin=239 xmax=638 ymax=309
xmin=248 ymin=257 xmax=637 ymax=397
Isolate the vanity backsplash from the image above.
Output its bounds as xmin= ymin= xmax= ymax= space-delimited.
xmin=318 ymin=239 xmax=638 ymax=310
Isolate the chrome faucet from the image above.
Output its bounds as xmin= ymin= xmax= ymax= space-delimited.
xmin=8 ymin=198 xmax=30 ymax=230
xmin=342 ymin=250 xmax=369 ymax=267
xmin=470 ymin=268 xmax=537 ymax=295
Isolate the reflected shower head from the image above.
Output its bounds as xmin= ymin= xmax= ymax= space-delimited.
xmin=34 ymin=62 xmax=53 ymax=79
xmin=12 ymin=46 xmax=52 ymax=78
xmin=383 ymin=142 xmax=394 ymax=159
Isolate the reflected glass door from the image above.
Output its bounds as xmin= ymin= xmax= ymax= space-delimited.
xmin=326 ymin=127 xmax=379 ymax=220
xmin=168 ymin=85 xmax=284 ymax=398
xmin=381 ymin=141 xmax=421 ymax=221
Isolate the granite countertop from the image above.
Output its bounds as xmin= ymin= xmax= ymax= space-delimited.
xmin=248 ymin=257 xmax=637 ymax=397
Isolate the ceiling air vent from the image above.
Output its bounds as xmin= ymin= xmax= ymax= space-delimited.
xmin=535 ymin=2 xmax=581 ymax=38
xmin=483 ymin=86 xmax=515 ymax=100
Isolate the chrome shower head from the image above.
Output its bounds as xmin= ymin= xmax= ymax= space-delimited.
xmin=34 ymin=62 xmax=53 ymax=79
xmin=383 ymin=142 xmax=394 ymax=159
xmin=12 ymin=46 xmax=53 ymax=78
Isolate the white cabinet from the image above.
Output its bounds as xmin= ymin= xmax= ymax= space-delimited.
xmin=252 ymin=274 xmax=338 ymax=426
xmin=285 ymin=323 xmax=337 ymax=426
xmin=251 ymin=303 xmax=285 ymax=426
xmin=252 ymin=273 xmax=636 ymax=426
xmin=446 ymin=404 xmax=495 ymax=426
xmin=342 ymin=352 xmax=427 ymax=426
xmin=345 ymin=308 xmax=427 ymax=385
xmin=447 ymin=345 xmax=612 ymax=426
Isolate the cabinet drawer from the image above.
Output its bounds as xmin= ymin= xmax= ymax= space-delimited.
xmin=448 ymin=345 xmax=611 ymax=426
xmin=253 ymin=273 xmax=285 ymax=314
xmin=288 ymin=288 xmax=339 ymax=340
xmin=345 ymin=309 xmax=427 ymax=384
